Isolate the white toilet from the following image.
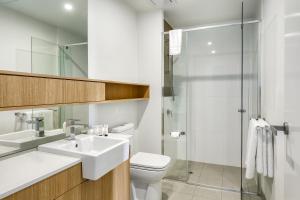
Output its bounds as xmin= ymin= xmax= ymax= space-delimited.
xmin=110 ymin=124 xmax=171 ymax=200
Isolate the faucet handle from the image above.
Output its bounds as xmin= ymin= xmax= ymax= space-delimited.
xmin=33 ymin=116 xmax=44 ymax=121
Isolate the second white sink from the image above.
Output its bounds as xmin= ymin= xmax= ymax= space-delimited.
xmin=0 ymin=129 xmax=65 ymax=149
xmin=38 ymin=134 xmax=129 ymax=180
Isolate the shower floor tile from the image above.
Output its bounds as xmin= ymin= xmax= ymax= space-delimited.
xmin=162 ymin=179 xmax=262 ymax=200
xmin=165 ymin=160 xmax=259 ymax=193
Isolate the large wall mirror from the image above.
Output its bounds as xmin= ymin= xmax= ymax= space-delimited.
xmin=0 ymin=0 xmax=88 ymax=158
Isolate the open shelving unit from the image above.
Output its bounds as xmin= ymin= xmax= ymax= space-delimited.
xmin=0 ymin=70 xmax=149 ymax=111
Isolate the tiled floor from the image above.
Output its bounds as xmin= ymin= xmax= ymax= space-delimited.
xmin=162 ymin=179 xmax=262 ymax=200
xmin=165 ymin=160 xmax=258 ymax=193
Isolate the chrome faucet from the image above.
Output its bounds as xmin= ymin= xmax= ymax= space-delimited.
xmin=65 ymin=119 xmax=89 ymax=140
xmin=33 ymin=117 xmax=45 ymax=137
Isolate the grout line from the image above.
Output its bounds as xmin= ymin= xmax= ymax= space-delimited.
xmin=221 ymin=164 xmax=225 ymax=189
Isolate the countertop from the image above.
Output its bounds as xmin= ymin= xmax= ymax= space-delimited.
xmin=0 ymin=145 xmax=19 ymax=157
xmin=0 ymin=151 xmax=81 ymax=199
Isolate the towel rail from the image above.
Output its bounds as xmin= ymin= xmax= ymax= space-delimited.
xmin=255 ymin=117 xmax=290 ymax=136
xmin=270 ymin=122 xmax=289 ymax=136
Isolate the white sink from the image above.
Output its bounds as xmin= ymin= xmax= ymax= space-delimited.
xmin=0 ymin=129 xmax=65 ymax=149
xmin=38 ymin=134 xmax=129 ymax=180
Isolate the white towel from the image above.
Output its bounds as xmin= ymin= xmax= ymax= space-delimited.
xmin=262 ymin=128 xmax=268 ymax=176
xmin=266 ymin=127 xmax=274 ymax=178
xmin=245 ymin=118 xmax=258 ymax=166
xmin=169 ymin=29 xmax=182 ymax=55
xmin=256 ymin=127 xmax=263 ymax=174
xmin=254 ymin=119 xmax=274 ymax=178
xmin=245 ymin=118 xmax=259 ymax=179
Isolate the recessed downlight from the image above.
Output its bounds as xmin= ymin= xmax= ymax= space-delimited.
xmin=207 ymin=41 xmax=213 ymax=46
xmin=211 ymin=50 xmax=216 ymax=54
xmin=64 ymin=3 xmax=73 ymax=11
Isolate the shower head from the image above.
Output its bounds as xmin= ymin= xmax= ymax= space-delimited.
xmin=150 ymin=0 xmax=177 ymax=8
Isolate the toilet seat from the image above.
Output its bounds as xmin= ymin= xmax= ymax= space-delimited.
xmin=130 ymin=152 xmax=171 ymax=171
xmin=131 ymin=165 xmax=167 ymax=171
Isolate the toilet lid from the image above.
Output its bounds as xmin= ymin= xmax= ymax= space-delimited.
xmin=130 ymin=152 xmax=171 ymax=170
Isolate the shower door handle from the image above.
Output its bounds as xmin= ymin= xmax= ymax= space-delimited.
xmin=238 ymin=109 xmax=246 ymax=113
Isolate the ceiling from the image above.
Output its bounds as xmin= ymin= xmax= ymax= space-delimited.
xmin=1 ymin=0 xmax=87 ymax=38
xmin=126 ymin=0 xmax=261 ymax=28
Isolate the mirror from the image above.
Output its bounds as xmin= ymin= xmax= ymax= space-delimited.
xmin=0 ymin=0 xmax=88 ymax=158
xmin=0 ymin=0 xmax=88 ymax=77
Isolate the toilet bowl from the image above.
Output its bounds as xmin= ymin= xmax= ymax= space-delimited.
xmin=130 ymin=152 xmax=170 ymax=200
xmin=110 ymin=124 xmax=171 ymax=200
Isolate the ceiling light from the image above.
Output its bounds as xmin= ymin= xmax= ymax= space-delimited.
xmin=207 ymin=41 xmax=213 ymax=46
xmin=211 ymin=50 xmax=216 ymax=54
xmin=64 ymin=3 xmax=73 ymax=11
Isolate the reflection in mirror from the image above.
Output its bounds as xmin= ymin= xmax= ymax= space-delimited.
xmin=0 ymin=0 xmax=88 ymax=158
xmin=0 ymin=0 xmax=88 ymax=77
xmin=0 ymin=104 xmax=89 ymax=158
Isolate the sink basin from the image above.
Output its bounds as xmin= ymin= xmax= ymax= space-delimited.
xmin=38 ymin=134 xmax=129 ymax=180
xmin=0 ymin=129 xmax=65 ymax=149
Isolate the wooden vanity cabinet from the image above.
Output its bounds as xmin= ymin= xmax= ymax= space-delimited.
xmin=64 ymin=80 xmax=105 ymax=103
xmin=0 ymin=75 xmax=66 ymax=108
xmin=3 ymin=160 xmax=130 ymax=200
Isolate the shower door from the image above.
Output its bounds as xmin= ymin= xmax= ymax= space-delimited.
xmin=185 ymin=25 xmax=244 ymax=191
xmin=163 ymin=32 xmax=189 ymax=181
xmin=163 ymin=23 xmax=259 ymax=194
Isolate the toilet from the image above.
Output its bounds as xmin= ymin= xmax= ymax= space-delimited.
xmin=110 ymin=124 xmax=171 ymax=200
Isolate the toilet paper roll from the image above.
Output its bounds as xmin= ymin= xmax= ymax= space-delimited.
xmin=170 ymin=131 xmax=181 ymax=138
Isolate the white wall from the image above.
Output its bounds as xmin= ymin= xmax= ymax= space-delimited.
xmin=88 ymin=0 xmax=138 ymax=82
xmin=261 ymin=1 xmax=300 ymax=200
xmin=137 ymin=11 xmax=164 ymax=154
xmin=88 ymin=0 xmax=139 ymax=131
xmin=260 ymin=0 xmax=285 ymax=199
xmin=283 ymin=1 xmax=300 ymax=200
xmin=88 ymin=0 xmax=163 ymax=154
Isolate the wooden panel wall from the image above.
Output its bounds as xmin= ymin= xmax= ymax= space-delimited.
xmin=3 ymin=160 xmax=130 ymax=200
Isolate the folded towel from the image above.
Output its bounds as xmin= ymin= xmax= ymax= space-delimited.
xmin=266 ymin=126 xmax=274 ymax=178
xmin=256 ymin=127 xmax=263 ymax=174
xmin=245 ymin=118 xmax=259 ymax=179
xmin=245 ymin=118 xmax=258 ymax=166
xmin=262 ymin=128 xmax=268 ymax=176
xmin=169 ymin=29 xmax=182 ymax=55
xmin=253 ymin=119 xmax=274 ymax=178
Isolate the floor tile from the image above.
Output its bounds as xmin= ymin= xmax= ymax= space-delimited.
xmin=198 ymin=164 xmax=223 ymax=187
xmin=222 ymin=166 xmax=241 ymax=190
xmin=188 ymin=173 xmax=201 ymax=184
xmin=193 ymin=186 xmax=222 ymax=200
xmin=164 ymin=160 xmax=260 ymax=198
xmin=162 ymin=180 xmax=196 ymax=195
xmin=221 ymin=191 xmax=241 ymax=200
xmin=167 ymin=192 xmax=194 ymax=200
xmin=162 ymin=179 xmax=261 ymax=200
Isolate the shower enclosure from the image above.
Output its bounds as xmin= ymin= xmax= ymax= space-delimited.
xmin=162 ymin=9 xmax=260 ymax=199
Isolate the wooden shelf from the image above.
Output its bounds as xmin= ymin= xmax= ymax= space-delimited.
xmin=0 ymin=70 xmax=150 ymax=111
